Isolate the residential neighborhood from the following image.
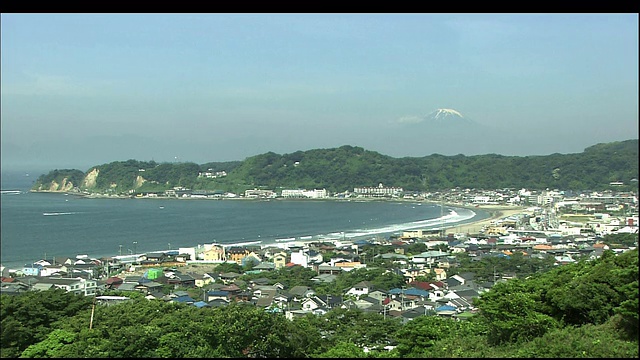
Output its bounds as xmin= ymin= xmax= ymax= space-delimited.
xmin=2 ymin=186 xmax=637 ymax=325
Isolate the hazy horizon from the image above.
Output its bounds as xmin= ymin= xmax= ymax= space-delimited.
xmin=2 ymin=14 xmax=638 ymax=172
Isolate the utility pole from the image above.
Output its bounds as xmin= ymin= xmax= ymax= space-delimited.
xmin=89 ymin=297 xmax=96 ymax=330
xmin=440 ymin=198 xmax=445 ymax=239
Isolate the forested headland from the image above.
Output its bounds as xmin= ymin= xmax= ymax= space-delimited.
xmin=2 ymin=248 xmax=637 ymax=358
xmin=32 ymin=139 xmax=638 ymax=194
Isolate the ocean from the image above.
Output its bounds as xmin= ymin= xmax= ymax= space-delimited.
xmin=0 ymin=170 xmax=489 ymax=269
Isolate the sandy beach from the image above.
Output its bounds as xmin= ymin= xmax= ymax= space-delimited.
xmin=441 ymin=203 xmax=530 ymax=236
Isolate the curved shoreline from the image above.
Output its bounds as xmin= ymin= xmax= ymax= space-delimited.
xmin=2 ymin=193 xmax=527 ymax=270
xmin=439 ymin=203 xmax=529 ymax=235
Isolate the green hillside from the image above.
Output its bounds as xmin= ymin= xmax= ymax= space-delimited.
xmin=32 ymin=139 xmax=639 ymax=194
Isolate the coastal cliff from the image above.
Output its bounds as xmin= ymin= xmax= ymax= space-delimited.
xmin=32 ymin=169 xmax=85 ymax=193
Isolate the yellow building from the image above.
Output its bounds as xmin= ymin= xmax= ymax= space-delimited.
xmin=202 ymin=245 xmax=225 ymax=261
xmin=273 ymin=252 xmax=287 ymax=269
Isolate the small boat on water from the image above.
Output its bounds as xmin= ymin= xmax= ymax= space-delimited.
xmin=159 ymin=206 xmax=165 ymax=209
xmin=43 ymin=212 xmax=76 ymax=216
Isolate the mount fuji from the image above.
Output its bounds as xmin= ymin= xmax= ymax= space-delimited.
xmin=420 ymin=108 xmax=478 ymax=127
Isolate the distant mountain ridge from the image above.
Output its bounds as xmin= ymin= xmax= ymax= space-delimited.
xmin=32 ymin=139 xmax=639 ymax=194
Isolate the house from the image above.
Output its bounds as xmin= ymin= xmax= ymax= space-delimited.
xmin=386 ymin=289 xmax=418 ymax=309
xmin=192 ymin=301 xmax=210 ymax=308
xmin=435 ymin=304 xmax=457 ymax=317
xmin=300 ymin=297 xmax=322 ymax=312
xmin=273 ymin=293 xmax=290 ymax=308
xmin=220 ymin=283 xmax=242 ymax=295
xmin=446 ymin=296 xmax=474 ymax=311
xmin=1 ymin=281 xmax=30 ymax=295
xmin=288 ymin=285 xmax=316 ymax=301
xmin=311 ymin=273 xmax=338 ymax=283
xmin=316 ymin=294 xmax=343 ymax=309
xmin=333 ymin=261 xmax=365 ymax=272
xmin=368 ymin=290 xmax=388 ymax=303
xmin=401 ymin=307 xmax=428 ymax=322
xmin=445 ymin=274 xmax=466 ymax=288
xmin=450 ymin=288 xmax=480 ymax=302
xmin=162 ymin=271 xmax=196 ymax=288
xmin=341 ymin=296 xmax=376 ymax=310
xmin=402 ymin=288 xmax=430 ymax=301
xmin=273 ymin=252 xmax=287 ymax=269
xmin=255 ymin=295 xmax=275 ymax=308
xmin=208 ymin=298 xmax=230 ymax=307
xmin=226 ymin=247 xmax=250 ymax=264
xmin=290 ymin=249 xmax=310 ymax=268
xmin=206 ymin=290 xmax=230 ymax=302
xmin=201 ymin=245 xmax=226 ymax=261
xmin=317 ymin=265 xmax=342 ymax=275
xmin=31 ymin=283 xmax=55 ymax=292
xmin=175 ymin=254 xmax=191 ymax=263
xmin=117 ymin=282 xmax=138 ymax=292
xmin=171 ymin=295 xmax=195 ymax=304
xmin=411 ymin=250 xmax=450 ymax=265
xmin=345 ymin=281 xmax=374 ymax=298
xmin=187 ymin=272 xmax=214 ymax=288
xmin=34 ymin=276 xmax=98 ymax=296
xmin=250 ymin=277 xmax=272 ymax=286
xmin=144 ymin=252 xmax=169 ymax=263
xmin=252 ymin=287 xmax=277 ymax=299
xmin=241 ymin=252 xmax=262 ymax=267
xmin=218 ymin=272 xmax=242 ymax=284
xmin=285 ymin=309 xmax=308 ymax=321
xmin=40 ymin=265 xmax=68 ymax=277
xmin=306 ymin=250 xmax=324 ymax=264
xmin=253 ymin=262 xmax=275 ymax=272
xmin=21 ymin=264 xmax=43 ymax=276
xmin=135 ymin=281 xmax=164 ymax=294
xmin=382 ymin=298 xmax=403 ymax=311
xmin=105 ymin=276 xmax=124 ymax=289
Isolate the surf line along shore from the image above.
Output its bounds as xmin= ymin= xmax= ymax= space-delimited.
xmin=439 ymin=203 xmax=530 ymax=236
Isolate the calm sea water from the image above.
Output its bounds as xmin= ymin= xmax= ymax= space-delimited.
xmin=1 ymin=170 xmax=488 ymax=269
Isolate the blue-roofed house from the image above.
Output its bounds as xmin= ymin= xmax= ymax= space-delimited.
xmin=171 ymin=295 xmax=195 ymax=304
xmin=404 ymin=288 xmax=430 ymax=299
xmin=192 ymin=301 xmax=210 ymax=308
xmin=21 ymin=264 xmax=43 ymax=276
xmin=435 ymin=304 xmax=457 ymax=317
xmin=206 ymin=290 xmax=230 ymax=302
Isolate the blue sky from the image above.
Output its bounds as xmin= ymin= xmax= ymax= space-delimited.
xmin=1 ymin=13 xmax=638 ymax=172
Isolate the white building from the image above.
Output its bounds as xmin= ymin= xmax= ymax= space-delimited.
xmin=36 ymin=277 xmax=98 ymax=296
xmin=353 ymin=183 xmax=403 ymax=198
xmin=281 ymin=189 xmax=327 ymax=199
xmin=290 ymin=249 xmax=309 ymax=268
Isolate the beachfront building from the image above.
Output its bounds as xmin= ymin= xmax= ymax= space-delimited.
xmin=200 ymin=245 xmax=226 ymax=261
xmin=226 ymin=247 xmax=250 ymax=264
xmin=290 ymin=249 xmax=309 ymax=268
xmin=353 ymin=183 xmax=403 ymax=198
xmin=281 ymin=189 xmax=328 ymax=199
xmin=244 ymin=189 xmax=276 ymax=199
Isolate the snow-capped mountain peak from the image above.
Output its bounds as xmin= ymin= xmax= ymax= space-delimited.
xmin=428 ymin=108 xmax=465 ymax=120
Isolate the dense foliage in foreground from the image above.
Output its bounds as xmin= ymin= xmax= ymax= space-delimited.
xmin=1 ymin=249 xmax=637 ymax=358
xmin=33 ymin=139 xmax=638 ymax=193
